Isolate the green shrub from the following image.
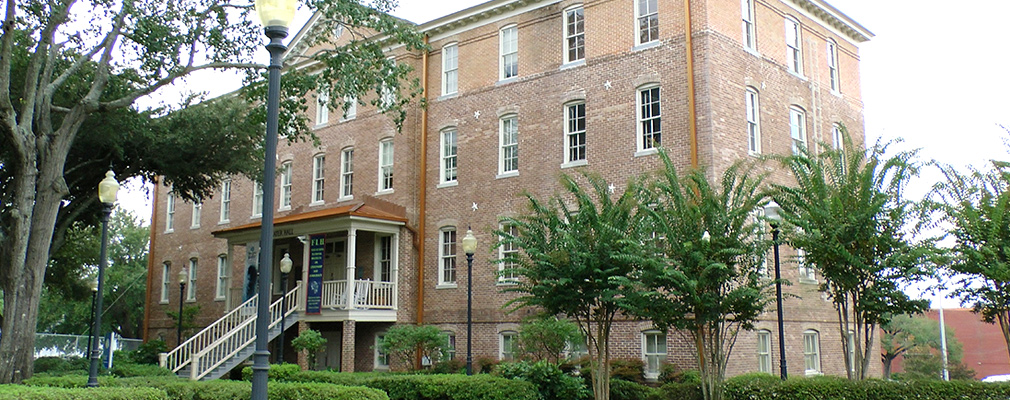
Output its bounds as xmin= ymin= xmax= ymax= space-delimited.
xmin=516 ymin=315 xmax=582 ymax=364
xmin=26 ymin=375 xmax=389 ymax=400
xmin=289 ymin=371 xmax=539 ymax=400
xmin=655 ymin=382 xmax=703 ymax=400
xmin=431 ymin=359 xmax=465 ymax=374
xmin=291 ymin=329 xmax=327 ymax=368
xmin=131 ymin=340 xmax=167 ymax=365
xmin=494 ymin=360 xmax=590 ymax=400
xmin=241 ymin=363 xmax=303 ymax=381
xmin=110 ymin=363 xmax=174 ymax=377
xmin=721 ymin=376 xmax=1010 ymax=400
xmin=0 ymin=385 xmax=166 ymax=400
xmin=25 ymin=375 xmax=91 ymax=388
xmin=380 ymin=325 xmax=448 ymax=371
xmin=33 ymin=357 xmax=73 ymax=374
xmin=475 ymin=357 xmax=498 ymax=374
xmin=610 ymin=359 xmax=645 ymax=383
xmin=609 ymin=378 xmax=657 ymax=400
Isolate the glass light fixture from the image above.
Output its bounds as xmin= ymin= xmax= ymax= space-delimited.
xmin=255 ymin=0 xmax=297 ymax=28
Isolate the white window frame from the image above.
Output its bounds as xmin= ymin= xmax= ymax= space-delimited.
xmin=315 ymin=90 xmax=329 ymax=126
xmin=499 ymin=115 xmax=519 ymax=176
xmin=378 ymin=139 xmax=394 ymax=193
xmin=827 ymin=39 xmax=839 ymax=92
xmin=438 ymin=227 xmax=457 ymax=287
xmin=443 ymin=331 xmax=457 ymax=361
xmin=564 ymin=102 xmax=587 ymax=166
xmin=563 ymin=6 xmax=585 ymax=64
xmin=803 ymin=330 xmax=821 ymax=375
xmin=750 ymin=208 xmax=769 ymax=277
xmin=191 ymin=202 xmax=201 ymax=229
xmin=219 ymin=180 xmax=231 ymax=223
xmin=785 ymin=17 xmax=802 ymax=75
xmin=442 ymin=43 xmax=458 ymax=96
xmin=636 ymin=85 xmax=662 ymax=154
xmin=742 ymin=0 xmax=756 ymax=51
xmin=280 ymin=162 xmax=292 ymax=210
xmin=375 ymin=235 xmax=393 ymax=282
xmin=746 ymin=88 xmax=761 ymax=155
xmin=498 ymin=224 xmax=520 ymax=284
xmin=165 ymin=194 xmax=175 ymax=232
xmin=643 ymin=330 xmax=667 ymax=380
xmin=439 ymin=128 xmax=458 ymax=186
xmin=380 ymin=58 xmax=397 ymax=110
xmin=340 ymin=96 xmax=357 ymax=121
xmin=215 ymin=255 xmax=228 ymax=300
xmin=757 ymin=330 xmax=772 ymax=373
xmin=312 ymin=154 xmax=325 ymax=205
xmin=565 ymin=338 xmax=589 ymax=360
xmin=797 ymin=248 xmax=816 ymax=283
xmin=187 ymin=258 xmax=198 ymax=301
xmin=500 ymin=331 xmax=518 ymax=361
xmin=339 ymin=148 xmax=354 ymax=201
xmin=252 ymin=181 xmax=263 ymax=218
xmin=500 ymin=25 xmax=518 ymax=80
xmin=160 ymin=262 xmax=171 ymax=303
xmin=832 ymin=123 xmax=844 ymax=150
xmin=375 ymin=334 xmax=389 ymax=371
xmin=789 ymin=106 xmax=806 ymax=155
xmin=636 ymin=0 xmax=659 ymax=46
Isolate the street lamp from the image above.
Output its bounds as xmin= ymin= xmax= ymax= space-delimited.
xmin=178 ymin=267 xmax=188 ymax=346
xmin=86 ymin=278 xmax=98 ymax=360
xmin=763 ymin=200 xmax=787 ymax=380
xmin=460 ymin=227 xmax=477 ymax=375
xmin=252 ymin=0 xmax=296 ymax=398
xmin=278 ymin=253 xmax=293 ymax=363
xmin=87 ymin=170 xmax=119 ymax=388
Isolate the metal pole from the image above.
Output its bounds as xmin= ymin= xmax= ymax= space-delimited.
xmin=939 ymin=305 xmax=949 ymax=381
xmin=252 ymin=25 xmax=288 ymax=400
xmin=772 ymin=226 xmax=788 ymax=380
xmin=86 ymin=291 xmax=96 ymax=359
xmin=87 ymin=204 xmax=113 ymax=387
xmin=466 ymin=253 xmax=474 ymax=375
xmin=278 ymin=272 xmax=287 ymax=363
xmin=178 ymin=282 xmax=185 ymax=346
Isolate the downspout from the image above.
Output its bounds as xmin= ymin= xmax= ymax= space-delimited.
xmin=684 ymin=0 xmax=699 ymax=168
xmin=141 ymin=179 xmax=160 ymax=342
xmin=417 ymin=34 xmax=430 ymax=326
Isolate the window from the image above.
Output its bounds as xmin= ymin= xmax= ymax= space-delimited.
xmin=378 ymin=235 xmax=392 ymax=282
xmin=380 ymin=58 xmax=396 ymax=109
xmin=160 ymin=262 xmax=171 ymax=303
xmin=443 ymin=332 xmax=456 ymax=361
xmin=564 ymin=6 xmax=585 ymax=63
xmin=378 ymin=139 xmax=394 ymax=192
xmin=643 ymin=330 xmax=667 ymax=379
xmin=442 ymin=43 xmax=458 ymax=95
xmin=637 ymin=86 xmax=662 ymax=151
xmin=789 ymin=107 xmax=806 ymax=155
xmin=166 ymin=194 xmax=175 ymax=232
xmin=499 ymin=116 xmax=519 ymax=175
xmin=340 ymin=148 xmax=354 ymax=200
xmin=832 ymin=123 xmax=844 ymax=151
xmin=742 ymin=0 xmax=756 ymax=50
xmin=252 ymin=181 xmax=263 ymax=217
xmin=220 ymin=180 xmax=231 ymax=223
xmin=191 ymin=202 xmax=201 ymax=228
xmin=187 ymin=258 xmax=198 ymax=301
xmin=750 ymin=208 xmax=769 ymax=277
xmin=827 ymin=40 xmax=839 ymax=92
xmin=796 ymin=248 xmax=816 ymax=282
xmin=440 ymin=129 xmax=458 ymax=184
xmin=746 ymin=88 xmax=760 ymax=155
xmin=280 ymin=162 xmax=292 ymax=209
xmin=316 ymin=90 xmax=329 ymax=125
xmin=340 ymin=96 xmax=357 ymax=121
xmin=803 ymin=330 xmax=821 ymax=375
xmin=439 ymin=227 xmax=457 ymax=286
xmin=785 ymin=17 xmax=802 ymax=74
xmin=636 ymin=0 xmax=659 ymax=45
xmin=216 ymin=255 xmax=228 ymax=300
xmin=312 ymin=154 xmax=325 ymax=204
xmin=500 ymin=331 xmax=518 ymax=361
xmin=500 ymin=26 xmax=518 ymax=80
xmin=757 ymin=330 xmax=772 ymax=373
xmin=499 ymin=224 xmax=520 ymax=283
xmin=565 ymin=102 xmax=587 ymax=164
xmin=375 ymin=334 xmax=389 ymax=370
xmin=566 ymin=338 xmax=589 ymax=360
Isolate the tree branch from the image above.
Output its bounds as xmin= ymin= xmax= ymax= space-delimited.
xmin=99 ymin=62 xmax=263 ymax=110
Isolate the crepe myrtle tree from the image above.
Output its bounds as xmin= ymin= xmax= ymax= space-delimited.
xmin=0 ymin=0 xmax=425 ymax=383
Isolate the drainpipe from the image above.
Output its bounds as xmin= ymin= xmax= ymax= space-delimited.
xmin=141 ymin=179 xmax=160 ymax=342
xmin=417 ymin=34 xmax=430 ymax=326
xmin=684 ymin=0 xmax=698 ymax=168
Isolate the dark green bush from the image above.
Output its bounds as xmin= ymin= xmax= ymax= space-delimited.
xmin=610 ymin=359 xmax=646 ymax=383
xmin=475 ymin=357 xmax=498 ymax=374
xmin=0 ymin=385 xmax=166 ymax=400
xmin=609 ymin=378 xmax=657 ymax=400
xmin=494 ymin=360 xmax=590 ymax=400
xmin=655 ymin=382 xmax=703 ymax=400
xmin=289 ymin=371 xmax=539 ymax=400
xmin=110 ymin=363 xmax=174 ymax=377
xmin=241 ymin=363 xmax=303 ymax=381
xmin=25 ymin=375 xmax=388 ymax=400
xmin=658 ymin=365 xmax=701 ymax=384
xmin=721 ymin=375 xmax=1010 ymax=400
xmin=33 ymin=357 xmax=72 ymax=374
xmin=431 ymin=359 xmax=465 ymax=374
xmin=131 ymin=340 xmax=167 ymax=365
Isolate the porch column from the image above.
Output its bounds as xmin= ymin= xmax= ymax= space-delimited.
xmin=391 ymin=233 xmax=399 ymax=309
xmin=344 ymin=228 xmax=357 ymax=310
xmin=341 ymin=320 xmax=356 ymax=372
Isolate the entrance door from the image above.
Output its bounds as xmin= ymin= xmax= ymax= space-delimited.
xmin=323 ymin=240 xmax=346 ymax=281
xmin=320 ymin=330 xmax=342 ymax=371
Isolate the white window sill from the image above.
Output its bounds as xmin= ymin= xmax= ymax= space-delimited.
xmin=218 ymin=220 xmax=230 ymax=225
xmin=375 ymin=189 xmax=394 ymax=196
xmin=744 ymin=47 xmax=761 ymax=58
xmin=748 ymin=150 xmax=761 ymax=158
xmin=496 ymin=171 xmax=519 ymax=180
xmin=438 ymin=93 xmax=458 ymax=101
xmin=496 ymin=77 xmax=518 ymax=86
xmin=634 ymin=148 xmax=659 ymax=157
xmin=561 ymin=160 xmax=588 ymax=169
xmin=632 ymin=41 xmax=660 ymax=52
xmin=160 ymin=299 xmax=169 ymax=305
xmin=805 ymin=370 xmax=822 ymax=377
xmin=788 ymin=70 xmax=807 ymax=81
xmin=560 ymin=59 xmax=585 ymax=70
xmin=164 ymin=229 xmax=174 ymax=234
xmin=437 ymin=181 xmax=458 ymax=189
xmin=214 ymin=296 xmax=226 ymax=302
xmin=278 ymin=206 xmax=291 ymax=212
xmin=186 ymin=298 xmax=197 ymax=303
xmin=373 ymin=366 xmax=390 ymax=372
xmin=338 ymin=195 xmax=354 ymax=202
xmin=339 ymin=116 xmax=356 ymax=122
xmin=496 ymin=280 xmax=519 ymax=287
xmin=799 ymin=278 xmax=818 ymax=285
xmin=309 ymin=200 xmax=325 ymax=207
xmin=250 ymin=215 xmax=262 ymax=220
xmin=435 ymin=283 xmax=458 ymax=289
xmin=830 ymin=90 xmax=842 ymax=98
xmin=314 ymin=123 xmax=329 ymax=129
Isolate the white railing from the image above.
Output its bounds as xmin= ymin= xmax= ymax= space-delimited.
xmin=321 ymin=280 xmax=347 ymax=309
xmin=316 ymin=279 xmax=395 ymax=310
xmin=161 ymin=294 xmax=258 ymax=373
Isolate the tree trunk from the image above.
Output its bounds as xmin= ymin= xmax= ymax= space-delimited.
xmin=591 ymin=321 xmax=610 ymax=400
xmin=882 ymin=356 xmax=893 ymax=380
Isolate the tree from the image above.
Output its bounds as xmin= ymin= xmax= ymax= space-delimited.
xmin=497 ymin=172 xmax=646 ymax=400
xmin=624 ymin=152 xmax=770 ymax=400
xmin=930 ymin=160 xmax=1010 ymax=366
xmin=771 ymin=128 xmax=932 ymax=380
xmin=517 ymin=315 xmax=582 ymax=364
xmin=378 ymin=324 xmax=447 ymax=371
xmin=0 ymin=0 xmax=425 ymax=382
xmin=291 ymin=329 xmax=327 ymax=370
xmin=880 ymin=314 xmax=949 ymax=379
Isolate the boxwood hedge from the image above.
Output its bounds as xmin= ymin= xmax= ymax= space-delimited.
xmin=25 ymin=375 xmax=388 ymax=400
xmin=0 ymin=385 xmax=167 ymax=400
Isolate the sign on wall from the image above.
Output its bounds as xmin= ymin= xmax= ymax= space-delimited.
xmin=305 ymin=234 xmax=325 ymax=314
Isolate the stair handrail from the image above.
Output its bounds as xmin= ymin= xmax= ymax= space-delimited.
xmin=161 ymin=293 xmax=258 ymax=372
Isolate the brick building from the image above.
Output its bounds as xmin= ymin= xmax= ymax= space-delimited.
xmin=144 ymin=0 xmax=877 ymax=380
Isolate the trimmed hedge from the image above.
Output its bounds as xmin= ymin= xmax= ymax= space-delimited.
xmin=0 ymin=385 xmax=167 ymax=400
xmin=723 ymin=374 xmax=1010 ymax=400
xmin=286 ymin=371 xmax=540 ymax=400
xmin=25 ymin=375 xmax=388 ymax=400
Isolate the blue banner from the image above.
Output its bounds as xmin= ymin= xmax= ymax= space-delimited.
xmin=306 ymin=234 xmax=325 ymax=314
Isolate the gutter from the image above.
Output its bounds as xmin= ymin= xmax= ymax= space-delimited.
xmin=685 ymin=0 xmax=698 ymax=168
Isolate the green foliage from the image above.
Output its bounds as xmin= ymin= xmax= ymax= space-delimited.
xmin=476 ymin=357 xmax=498 ymax=374
xmin=0 ymin=385 xmax=167 ymax=400
xmin=516 ymin=315 xmax=583 ymax=364
xmin=431 ymin=359 xmax=465 ymax=374
xmin=494 ymin=360 xmax=591 ymax=400
xmin=608 ymin=379 xmax=658 ymax=400
xmin=286 ymin=371 xmax=540 ymax=400
xmin=165 ymin=304 xmax=201 ymax=341
xmin=32 ymin=358 xmax=78 ymax=375
xmin=109 ymin=363 xmax=173 ymax=378
xmin=131 ymin=340 xmax=167 ymax=365
xmin=380 ymin=325 xmax=448 ymax=370
xmin=880 ymin=314 xmax=966 ymax=379
xmin=609 ymin=359 xmax=645 ymax=383
xmin=722 ymin=375 xmax=1010 ymax=400
xmin=241 ymin=363 xmax=303 ymax=381
xmin=657 ymin=381 xmax=704 ymax=400
xmin=25 ymin=375 xmax=388 ymax=400
xmin=771 ymin=129 xmax=933 ymax=380
xmin=291 ymin=329 xmax=327 ymax=368
xmin=662 ymin=368 xmax=702 ymax=385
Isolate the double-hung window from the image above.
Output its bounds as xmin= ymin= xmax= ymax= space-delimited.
xmin=500 ymin=331 xmax=518 ymax=361
xmin=746 ymin=88 xmax=760 ymax=155
xmin=789 ymin=107 xmax=806 ymax=155
xmin=637 ymin=86 xmax=662 ymax=152
xmin=757 ymin=330 xmax=772 ymax=373
xmin=316 ymin=90 xmax=329 ymax=126
xmin=312 ymin=154 xmax=325 ymax=204
xmin=187 ymin=258 xmax=198 ymax=301
xmin=500 ymin=26 xmax=518 ymax=80
xmin=832 ymin=124 xmax=844 ymax=150
xmin=252 ymin=181 xmax=263 ymax=217
xmin=443 ymin=332 xmax=456 ymax=361
xmin=340 ymin=96 xmax=357 ymax=121
xmin=500 ymin=116 xmax=519 ymax=175
xmin=438 ymin=227 xmax=457 ymax=286
xmin=797 ymin=248 xmax=816 ymax=282
xmin=377 ymin=236 xmax=392 ymax=282
xmin=564 ymin=7 xmax=585 ymax=63
xmin=160 ymin=263 xmax=171 ymax=303
xmin=340 ymin=148 xmax=354 ymax=200
xmin=803 ymin=330 xmax=821 ymax=375
xmin=636 ymin=0 xmax=659 ymax=45
xmin=191 ymin=202 xmax=201 ymax=228
xmin=565 ymin=102 xmax=587 ymax=164
xmin=219 ymin=180 xmax=231 ymax=223
xmin=499 ymin=224 xmax=520 ymax=284
xmin=785 ymin=17 xmax=802 ymax=75
xmin=827 ymin=40 xmax=839 ymax=92
xmin=643 ymin=330 xmax=667 ymax=380
xmin=742 ymin=0 xmax=756 ymax=51
xmin=166 ymin=194 xmax=176 ymax=232
xmin=440 ymin=129 xmax=458 ymax=184
xmin=375 ymin=334 xmax=389 ymax=370
xmin=442 ymin=44 xmax=458 ymax=95
xmin=216 ymin=255 xmax=228 ymax=300
xmin=280 ymin=162 xmax=292 ymax=209
xmin=378 ymin=139 xmax=394 ymax=192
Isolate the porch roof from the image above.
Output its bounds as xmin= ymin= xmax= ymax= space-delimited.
xmin=212 ymin=202 xmax=407 ymax=238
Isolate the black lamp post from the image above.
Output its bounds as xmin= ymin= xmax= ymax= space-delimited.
xmin=278 ymin=253 xmax=293 ymax=363
xmin=252 ymin=0 xmax=295 ymax=398
xmin=87 ymin=170 xmax=119 ymax=388
xmin=764 ymin=200 xmax=787 ymax=380
xmin=177 ymin=267 xmax=188 ymax=346
xmin=86 ymin=278 xmax=98 ymax=360
xmin=460 ymin=227 xmax=477 ymax=375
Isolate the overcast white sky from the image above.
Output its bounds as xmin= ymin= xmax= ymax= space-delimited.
xmin=121 ymin=0 xmax=1010 ymax=307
